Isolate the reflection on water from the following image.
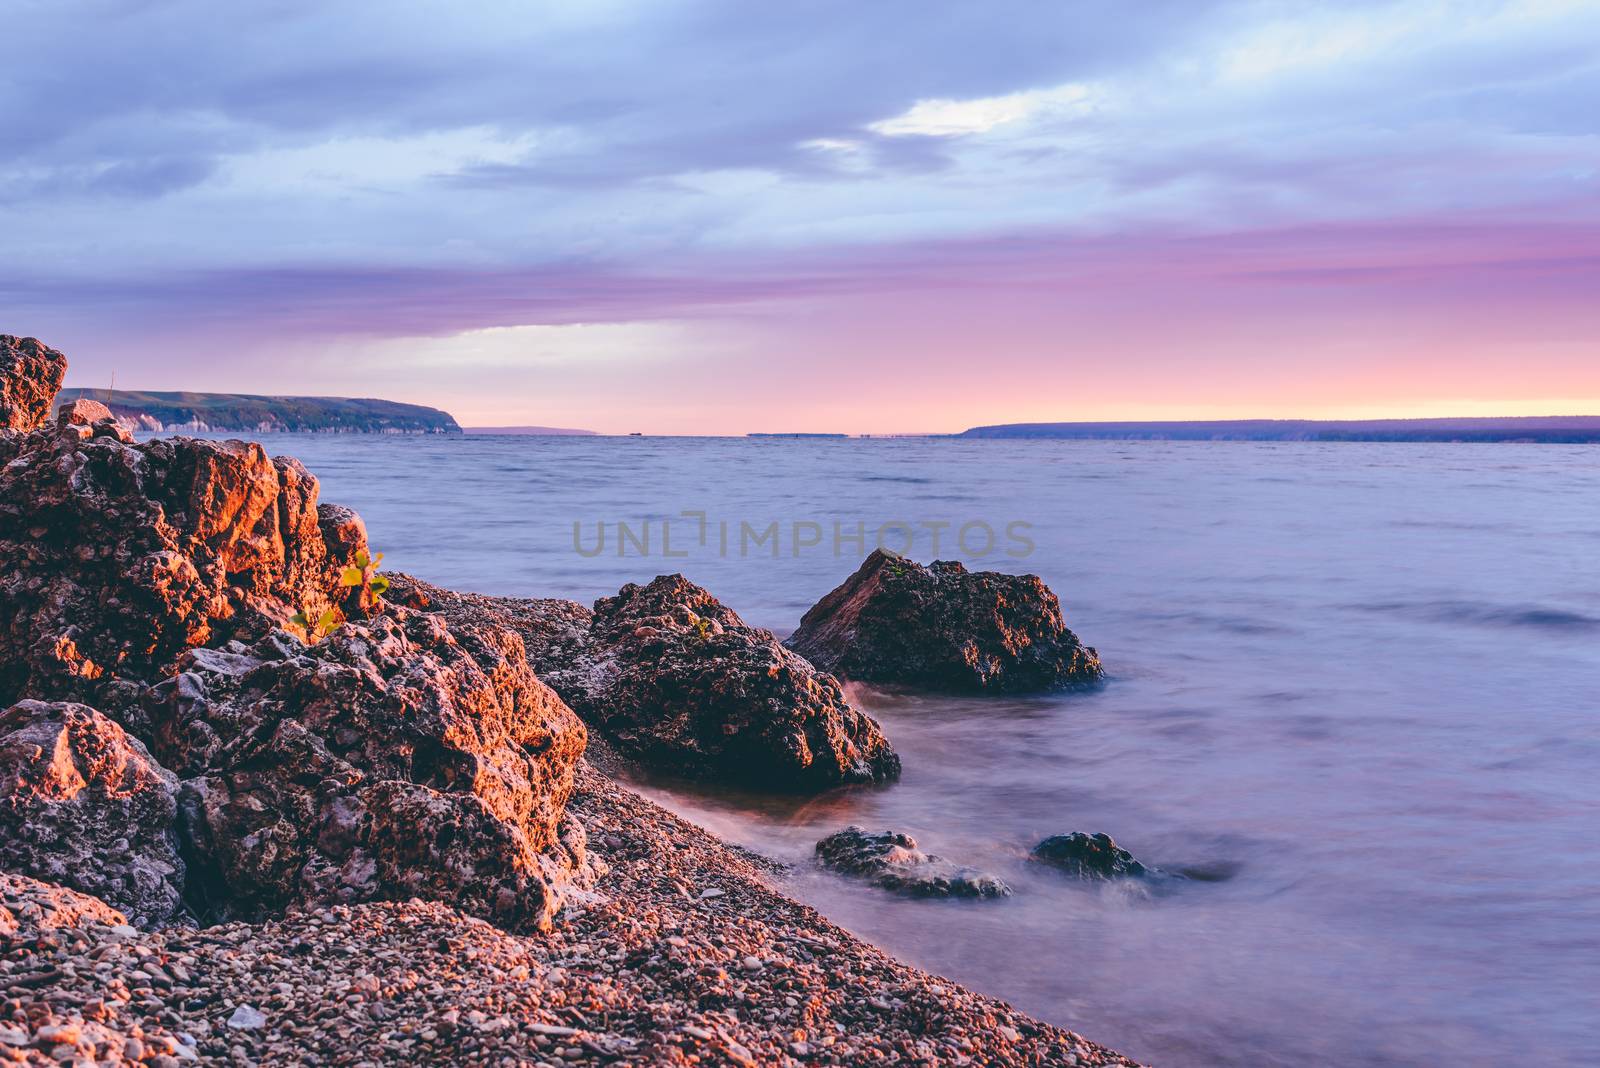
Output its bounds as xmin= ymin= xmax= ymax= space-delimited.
xmin=197 ymin=434 xmax=1600 ymax=1067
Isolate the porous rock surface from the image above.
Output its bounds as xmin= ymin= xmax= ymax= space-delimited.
xmin=139 ymin=607 xmax=592 ymax=931
xmin=787 ymin=549 xmax=1104 ymax=692
xmin=0 ymin=701 xmax=186 ymax=927
xmin=0 ymin=418 xmax=369 ymax=706
xmin=815 ymin=826 xmax=1012 ymax=899
xmin=0 ymin=335 xmax=66 ymax=432
xmin=391 ymin=573 xmax=900 ymax=792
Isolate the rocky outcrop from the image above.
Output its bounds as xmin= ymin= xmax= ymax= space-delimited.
xmin=1030 ymin=832 xmax=1150 ymax=880
xmin=391 ymin=573 xmax=900 ymax=792
xmin=0 ymin=335 xmax=67 ymax=432
xmin=0 ymin=418 xmax=368 ymax=706
xmin=140 ymin=608 xmax=591 ymax=931
xmin=815 ymin=827 xmax=1011 ymax=899
xmin=787 ymin=550 xmax=1103 ymax=692
xmin=0 ymin=701 xmax=186 ymax=927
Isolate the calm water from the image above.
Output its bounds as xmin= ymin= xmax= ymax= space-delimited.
xmin=229 ymin=434 xmax=1600 ymax=1065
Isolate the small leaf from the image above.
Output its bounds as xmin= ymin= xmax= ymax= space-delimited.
xmin=368 ymin=575 xmax=390 ymax=595
xmin=340 ymin=566 xmax=364 ymax=587
xmin=371 ymin=552 xmax=384 ymax=567
xmin=354 ymin=549 xmax=371 ymax=568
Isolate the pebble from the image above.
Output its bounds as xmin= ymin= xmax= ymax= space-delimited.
xmin=226 ymin=1004 xmax=267 ymax=1030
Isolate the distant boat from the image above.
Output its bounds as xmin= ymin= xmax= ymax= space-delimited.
xmin=629 ymin=432 xmax=643 ymax=436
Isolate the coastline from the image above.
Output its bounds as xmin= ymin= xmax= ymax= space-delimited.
xmin=0 ymin=343 xmax=1139 ymax=1066
xmin=3 ymin=756 xmax=1140 ymax=1067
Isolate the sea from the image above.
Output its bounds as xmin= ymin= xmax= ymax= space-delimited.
xmin=205 ymin=433 xmax=1600 ymax=1066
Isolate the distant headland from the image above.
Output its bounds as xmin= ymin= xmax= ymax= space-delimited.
xmin=959 ymin=417 xmax=1600 ymax=443
xmin=54 ymin=388 xmax=462 ymax=435
xmin=465 ymin=425 xmax=597 ymax=436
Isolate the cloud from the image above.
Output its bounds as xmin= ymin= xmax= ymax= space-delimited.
xmin=868 ymin=94 xmax=1045 ymax=138
xmin=326 ymin=322 xmax=697 ymax=371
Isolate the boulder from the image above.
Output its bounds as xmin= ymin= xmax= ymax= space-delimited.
xmin=1030 ymin=832 xmax=1150 ymax=880
xmin=0 ymin=423 xmax=368 ymax=705
xmin=56 ymin=397 xmax=116 ymax=428
xmin=786 ymin=550 xmax=1103 ymax=692
xmin=0 ymin=335 xmax=67 ymax=432
xmin=141 ymin=607 xmax=591 ymax=931
xmin=390 ymin=573 xmax=900 ymax=792
xmin=815 ymin=827 xmax=1010 ymax=899
xmin=0 ymin=701 xmax=186 ymax=927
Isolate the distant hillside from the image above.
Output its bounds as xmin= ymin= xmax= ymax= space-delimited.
xmin=465 ymin=425 xmax=597 ymax=436
xmin=55 ymin=389 xmax=462 ymax=435
xmin=960 ymin=417 xmax=1600 ymax=444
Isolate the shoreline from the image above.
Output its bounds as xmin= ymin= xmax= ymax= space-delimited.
xmin=1 ymin=350 xmax=1139 ymax=1066
xmin=3 ymin=759 xmax=1141 ymax=1067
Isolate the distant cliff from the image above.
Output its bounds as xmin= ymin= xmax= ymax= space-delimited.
xmin=960 ymin=417 xmax=1600 ymax=443
xmin=54 ymin=389 xmax=462 ymax=435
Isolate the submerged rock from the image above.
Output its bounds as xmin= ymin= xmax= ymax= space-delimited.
xmin=0 ymin=418 xmax=368 ymax=705
xmin=142 ymin=607 xmax=591 ymax=931
xmin=1030 ymin=832 xmax=1150 ymax=880
xmin=0 ymin=700 xmax=187 ymax=927
xmin=816 ymin=826 xmax=1011 ymax=898
xmin=0 ymin=335 xmax=67 ymax=432
xmin=391 ymin=573 xmax=901 ymax=792
xmin=786 ymin=549 xmax=1103 ymax=693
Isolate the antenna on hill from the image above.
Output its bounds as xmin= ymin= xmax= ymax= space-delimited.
xmin=105 ymin=371 xmax=115 ymax=405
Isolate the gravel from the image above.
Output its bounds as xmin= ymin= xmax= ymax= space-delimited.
xmin=2 ymin=762 xmax=1140 ymax=1066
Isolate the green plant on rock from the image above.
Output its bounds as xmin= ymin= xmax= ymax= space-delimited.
xmin=289 ymin=606 xmax=344 ymax=644
xmin=341 ymin=549 xmax=389 ymax=612
xmin=289 ymin=548 xmax=388 ymax=645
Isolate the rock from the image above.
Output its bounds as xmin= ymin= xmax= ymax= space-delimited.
xmin=815 ymin=827 xmax=1011 ymax=898
xmin=390 ymin=573 xmax=900 ymax=792
xmin=0 ymin=335 xmax=66 ymax=432
xmin=56 ymin=397 xmax=116 ymax=428
xmin=225 ymin=1006 xmax=266 ymax=1030
xmin=0 ymin=871 xmax=127 ymax=938
xmin=0 ymin=700 xmax=187 ymax=926
xmin=572 ymin=577 xmax=899 ymax=790
xmin=1030 ymin=832 xmax=1150 ymax=880
xmin=786 ymin=549 xmax=1103 ymax=692
xmin=0 ymin=422 xmax=368 ymax=706
xmin=143 ymin=607 xmax=590 ymax=931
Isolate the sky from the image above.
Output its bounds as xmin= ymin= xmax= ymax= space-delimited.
xmin=5 ymin=0 xmax=1600 ymax=434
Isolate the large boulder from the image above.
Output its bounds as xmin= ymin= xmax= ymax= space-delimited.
xmin=0 ymin=335 xmax=66 ymax=432
xmin=0 ymin=700 xmax=186 ymax=927
xmin=0 ymin=419 xmax=368 ymax=705
xmin=815 ymin=827 xmax=1011 ymax=899
xmin=140 ymin=607 xmax=591 ymax=931
xmin=786 ymin=550 xmax=1103 ymax=692
xmin=391 ymin=573 xmax=900 ymax=792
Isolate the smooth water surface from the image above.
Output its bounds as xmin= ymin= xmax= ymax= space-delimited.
xmin=226 ymin=434 xmax=1600 ymax=1066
